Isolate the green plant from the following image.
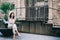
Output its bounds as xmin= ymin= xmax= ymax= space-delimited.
xmin=4 ymin=14 xmax=8 ymax=21
xmin=0 ymin=2 xmax=15 ymax=20
xmin=15 ymin=18 xmax=19 ymax=22
xmin=0 ymin=2 xmax=15 ymax=14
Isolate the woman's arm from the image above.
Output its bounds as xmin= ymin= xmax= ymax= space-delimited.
xmin=3 ymin=19 xmax=8 ymax=24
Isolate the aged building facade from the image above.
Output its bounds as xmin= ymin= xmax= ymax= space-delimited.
xmin=48 ymin=0 xmax=60 ymax=28
xmin=0 ymin=0 xmax=48 ymax=21
xmin=0 ymin=0 xmax=60 ymax=35
xmin=0 ymin=0 xmax=60 ymax=25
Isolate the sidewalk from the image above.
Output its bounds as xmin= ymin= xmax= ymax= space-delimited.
xmin=0 ymin=33 xmax=60 ymax=40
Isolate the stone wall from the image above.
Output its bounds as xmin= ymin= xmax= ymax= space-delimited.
xmin=48 ymin=0 xmax=60 ymax=28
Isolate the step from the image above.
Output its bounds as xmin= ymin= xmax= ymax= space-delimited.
xmin=53 ymin=25 xmax=60 ymax=28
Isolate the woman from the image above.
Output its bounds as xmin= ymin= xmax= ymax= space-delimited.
xmin=3 ymin=11 xmax=21 ymax=40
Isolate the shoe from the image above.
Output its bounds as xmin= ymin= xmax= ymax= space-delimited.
xmin=18 ymin=33 xmax=21 ymax=36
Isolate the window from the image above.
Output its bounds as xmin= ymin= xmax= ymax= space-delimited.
xmin=16 ymin=0 xmax=26 ymax=20
xmin=26 ymin=0 xmax=48 ymax=21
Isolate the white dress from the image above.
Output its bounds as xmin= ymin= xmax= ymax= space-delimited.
xmin=3 ymin=19 xmax=17 ymax=34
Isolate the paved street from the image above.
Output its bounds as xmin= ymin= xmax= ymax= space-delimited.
xmin=0 ymin=33 xmax=60 ymax=40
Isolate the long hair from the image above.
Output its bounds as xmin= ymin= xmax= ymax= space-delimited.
xmin=9 ymin=12 xmax=15 ymax=19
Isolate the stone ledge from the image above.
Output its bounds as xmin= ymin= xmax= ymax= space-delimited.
xmin=0 ymin=28 xmax=13 ymax=36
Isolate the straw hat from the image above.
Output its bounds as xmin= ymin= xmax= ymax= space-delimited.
xmin=8 ymin=10 xmax=16 ymax=19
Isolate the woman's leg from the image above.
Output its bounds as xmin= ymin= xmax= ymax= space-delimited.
xmin=13 ymin=34 xmax=15 ymax=40
xmin=12 ymin=25 xmax=16 ymax=40
xmin=13 ymin=24 xmax=21 ymax=36
xmin=15 ymin=29 xmax=21 ymax=36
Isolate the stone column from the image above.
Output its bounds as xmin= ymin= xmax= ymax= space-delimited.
xmin=52 ymin=0 xmax=59 ymax=25
xmin=19 ymin=0 xmax=26 ymax=20
xmin=50 ymin=0 xmax=60 ymax=28
xmin=48 ymin=0 xmax=53 ymax=23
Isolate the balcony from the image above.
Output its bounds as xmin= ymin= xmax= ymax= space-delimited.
xmin=15 ymin=5 xmax=48 ymax=23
